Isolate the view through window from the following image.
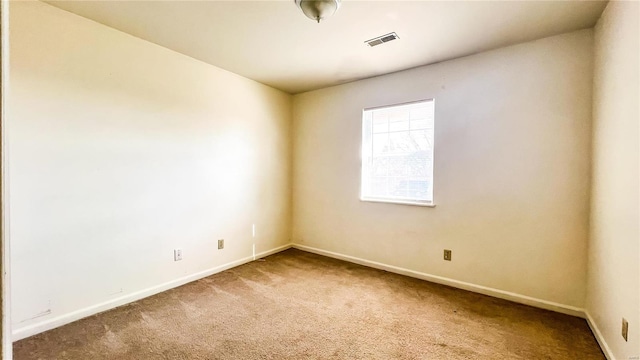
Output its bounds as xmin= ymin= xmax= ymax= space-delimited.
xmin=361 ymin=99 xmax=435 ymax=205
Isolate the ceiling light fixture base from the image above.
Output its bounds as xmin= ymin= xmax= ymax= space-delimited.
xmin=294 ymin=0 xmax=341 ymax=23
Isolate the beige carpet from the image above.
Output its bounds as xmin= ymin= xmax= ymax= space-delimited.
xmin=14 ymin=249 xmax=603 ymax=359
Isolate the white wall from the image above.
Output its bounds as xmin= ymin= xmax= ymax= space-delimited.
xmin=8 ymin=1 xmax=291 ymax=339
xmin=1 ymin=0 xmax=8 ymax=356
xmin=586 ymin=1 xmax=640 ymax=359
xmin=292 ymin=30 xmax=593 ymax=311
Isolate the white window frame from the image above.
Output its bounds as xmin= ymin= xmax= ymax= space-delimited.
xmin=360 ymin=99 xmax=435 ymax=207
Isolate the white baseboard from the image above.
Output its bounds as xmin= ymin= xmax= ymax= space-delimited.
xmin=585 ymin=311 xmax=614 ymax=360
xmin=13 ymin=243 xmax=605 ymax=356
xmin=12 ymin=243 xmax=292 ymax=341
xmin=292 ymin=244 xmax=586 ymax=318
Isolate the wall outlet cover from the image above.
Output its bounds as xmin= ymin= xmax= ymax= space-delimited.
xmin=174 ymin=249 xmax=182 ymax=261
xmin=218 ymin=239 xmax=224 ymax=250
xmin=444 ymin=249 xmax=452 ymax=261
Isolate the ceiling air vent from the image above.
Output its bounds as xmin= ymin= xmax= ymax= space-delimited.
xmin=365 ymin=32 xmax=399 ymax=47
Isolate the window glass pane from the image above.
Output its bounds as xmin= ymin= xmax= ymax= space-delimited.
xmin=372 ymin=133 xmax=388 ymax=155
xmin=389 ymin=109 xmax=410 ymax=131
xmin=371 ymin=177 xmax=388 ymax=197
xmin=372 ymin=113 xmax=388 ymax=133
xmin=410 ymin=118 xmax=429 ymax=130
xmin=389 ymin=132 xmax=413 ymax=154
xmin=389 ymin=119 xmax=410 ymax=132
xmin=388 ymin=155 xmax=408 ymax=177
xmin=410 ymin=106 xmax=430 ymax=120
xmin=372 ymin=157 xmax=388 ymax=176
xmin=389 ymin=177 xmax=408 ymax=199
xmin=407 ymin=151 xmax=429 ymax=178
xmin=410 ymin=129 xmax=429 ymax=151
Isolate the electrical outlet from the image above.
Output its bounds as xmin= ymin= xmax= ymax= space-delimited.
xmin=174 ymin=249 xmax=182 ymax=261
xmin=622 ymin=318 xmax=628 ymax=341
xmin=444 ymin=249 xmax=452 ymax=261
xmin=218 ymin=239 xmax=224 ymax=250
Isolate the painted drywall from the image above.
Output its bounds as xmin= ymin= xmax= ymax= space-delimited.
xmin=0 ymin=0 xmax=5 ymax=356
xmin=292 ymin=30 xmax=593 ymax=310
xmin=586 ymin=1 xmax=640 ymax=358
xmin=8 ymin=1 xmax=292 ymax=339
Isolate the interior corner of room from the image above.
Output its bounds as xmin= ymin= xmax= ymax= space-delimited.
xmin=1 ymin=0 xmax=638 ymax=359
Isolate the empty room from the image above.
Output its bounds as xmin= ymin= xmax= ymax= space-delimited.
xmin=0 ymin=0 xmax=638 ymax=359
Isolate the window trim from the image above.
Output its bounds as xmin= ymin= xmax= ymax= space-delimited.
xmin=362 ymin=98 xmax=434 ymax=112
xmin=359 ymin=196 xmax=437 ymax=207
xmin=359 ymin=98 xmax=436 ymax=207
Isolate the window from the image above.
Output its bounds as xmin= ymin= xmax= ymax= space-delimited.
xmin=360 ymin=99 xmax=435 ymax=206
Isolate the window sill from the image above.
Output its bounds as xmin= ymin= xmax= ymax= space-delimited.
xmin=360 ymin=198 xmax=436 ymax=207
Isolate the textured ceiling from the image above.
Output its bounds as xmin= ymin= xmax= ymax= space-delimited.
xmin=46 ymin=1 xmax=607 ymax=94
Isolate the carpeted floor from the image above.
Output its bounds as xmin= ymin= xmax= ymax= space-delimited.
xmin=14 ymin=249 xmax=604 ymax=359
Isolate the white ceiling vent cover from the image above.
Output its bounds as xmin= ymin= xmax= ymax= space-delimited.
xmin=365 ymin=32 xmax=399 ymax=47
